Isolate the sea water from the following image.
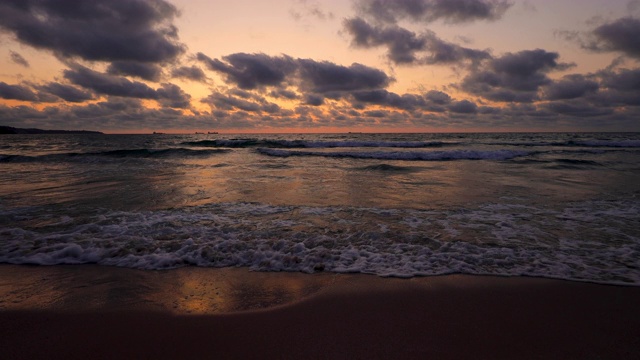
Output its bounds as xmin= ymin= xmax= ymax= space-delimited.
xmin=1 ymin=132 xmax=639 ymax=284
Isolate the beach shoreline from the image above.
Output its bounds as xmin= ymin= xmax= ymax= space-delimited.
xmin=1 ymin=265 xmax=639 ymax=359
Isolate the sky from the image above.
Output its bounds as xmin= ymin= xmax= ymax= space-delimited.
xmin=0 ymin=0 xmax=639 ymax=133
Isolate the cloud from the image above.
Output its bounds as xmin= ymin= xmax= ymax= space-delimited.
xmin=351 ymin=89 xmax=426 ymax=110
xmin=171 ymin=66 xmax=208 ymax=82
xmin=64 ymin=65 xmax=159 ymax=99
xmin=541 ymin=74 xmax=599 ymax=100
xmin=9 ymin=51 xmax=29 ymax=67
xmin=557 ymin=16 xmax=640 ymax=60
xmin=290 ymin=0 xmax=334 ymax=21
xmin=355 ymin=0 xmax=513 ymax=24
xmin=461 ymin=49 xmax=574 ymax=102
xmin=156 ymin=83 xmax=191 ymax=109
xmin=198 ymin=52 xmax=297 ymax=90
xmin=599 ymin=67 xmax=640 ymax=91
xmin=297 ymin=59 xmax=392 ymax=93
xmin=198 ymin=52 xmax=393 ymax=95
xmin=0 ymin=82 xmax=38 ymax=101
xmin=448 ymin=99 xmax=478 ymax=113
xmin=588 ymin=17 xmax=640 ymax=59
xmin=594 ymin=67 xmax=640 ymax=106
xmin=64 ymin=64 xmax=191 ymax=108
xmin=344 ymin=18 xmax=426 ymax=64
xmin=0 ymin=0 xmax=185 ymax=63
xmin=38 ymin=82 xmax=95 ymax=103
xmin=542 ymin=100 xmax=614 ymax=117
xmin=350 ymin=88 xmax=470 ymax=115
xmin=107 ymin=61 xmax=163 ymax=82
xmin=304 ymin=94 xmax=325 ymax=106
xmin=424 ymin=90 xmax=452 ymax=104
xmin=269 ymin=89 xmax=299 ymax=100
xmin=202 ymin=90 xmax=281 ymax=114
xmin=343 ymin=17 xmax=490 ymax=65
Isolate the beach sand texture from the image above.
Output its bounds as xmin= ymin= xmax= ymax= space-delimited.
xmin=1 ymin=265 xmax=639 ymax=359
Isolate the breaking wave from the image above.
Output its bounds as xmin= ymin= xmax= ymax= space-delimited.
xmin=1 ymin=201 xmax=638 ymax=285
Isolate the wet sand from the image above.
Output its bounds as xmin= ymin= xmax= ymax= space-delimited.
xmin=1 ymin=265 xmax=639 ymax=359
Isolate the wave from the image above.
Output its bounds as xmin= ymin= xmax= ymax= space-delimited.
xmin=256 ymin=148 xmax=530 ymax=161
xmin=182 ymin=139 xmax=455 ymax=149
xmin=357 ymin=164 xmax=419 ymax=172
xmin=1 ymin=200 xmax=638 ymax=285
xmin=0 ymin=148 xmax=230 ymax=163
xmin=555 ymin=159 xmax=602 ymax=166
xmin=544 ymin=159 xmax=603 ymax=170
xmin=489 ymin=140 xmax=640 ymax=148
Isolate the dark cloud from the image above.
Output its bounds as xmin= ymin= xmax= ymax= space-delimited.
xmin=64 ymin=65 xmax=159 ymax=99
xmin=350 ymin=89 xmax=460 ymax=113
xmin=298 ymin=59 xmax=392 ymax=92
xmin=351 ymin=89 xmax=424 ymax=110
xmin=593 ymin=68 xmax=640 ymax=106
xmin=9 ymin=51 xmax=29 ymax=67
xmin=0 ymin=0 xmax=184 ymax=63
xmin=422 ymin=31 xmax=490 ymax=66
xmin=107 ymin=61 xmax=163 ymax=82
xmin=197 ymin=52 xmax=297 ymax=90
xmin=38 ymin=82 xmax=95 ymax=103
xmin=344 ymin=18 xmax=426 ymax=64
xmin=202 ymin=90 xmax=280 ymax=114
xmin=0 ymin=81 xmax=59 ymax=103
xmin=490 ymin=49 xmax=573 ymax=83
xmin=542 ymin=100 xmax=614 ymax=117
xmin=156 ymin=83 xmax=191 ymax=109
xmin=269 ymin=89 xmax=299 ymax=100
xmin=343 ymin=17 xmax=490 ymax=65
xmin=461 ymin=49 xmax=574 ymax=102
xmin=557 ymin=17 xmax=640 ymax=60
xmin=72 ymin=98 xmax=144 ymax=119
xmin=542 ymin=74 xmax=599 ymax=100
xmin=588 ymin=17 xmax=640 ymax=59
xmin=171 ymin=66 xmax=208 ymax=82
xmin=198 ymin=52 xmax=392 ymax=95
xmin=351 ymin=89 xmax=394 ymax=103
xmin=64 ymin=64 xmax=190 ymax=108
xmin=0 ymin=82 xmax=38 ymax=101
xmin=448 ymin=99 xmax=478 ymax=113
xmin=424 ymin=90 xmax=452 ymax=104
xmin=363 ymin=110 xmax=387 ymax=117
xmin=304 ymin=94 xmax=325 ymax=106
xmin=599 ymin=67 xmax=640 ymax=92
xmin=355 ymin=0 xmax=513 ymax=24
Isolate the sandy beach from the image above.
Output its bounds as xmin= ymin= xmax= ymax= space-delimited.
xmin=1 ymin=265 xmax=639 ymax=359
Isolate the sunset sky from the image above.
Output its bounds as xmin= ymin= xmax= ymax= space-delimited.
xmin=1 ymin=0 xmax=639 ymax=133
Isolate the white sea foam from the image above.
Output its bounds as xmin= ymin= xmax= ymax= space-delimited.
xmin=1 ymin=200 xmax=639 ymax=285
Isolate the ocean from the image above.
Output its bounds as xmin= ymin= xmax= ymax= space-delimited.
xmin=1 ymin=132 xmax=639 ymax=285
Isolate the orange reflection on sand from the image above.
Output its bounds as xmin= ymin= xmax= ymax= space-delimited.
xmin=159 ymin=268 xmax=337 ymax=314
xmin=0 ymin=265 xmax=340 ymax=314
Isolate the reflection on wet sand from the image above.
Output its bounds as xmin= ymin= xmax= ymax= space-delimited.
xmin=0 ymin=265 xmax=340 ymax=314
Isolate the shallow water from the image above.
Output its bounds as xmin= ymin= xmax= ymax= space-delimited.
xmin=1 ymin=132 xmax=639 ymax=284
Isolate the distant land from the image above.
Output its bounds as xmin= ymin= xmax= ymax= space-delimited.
xmin=0 ymin=126 xmax=103 ymax=135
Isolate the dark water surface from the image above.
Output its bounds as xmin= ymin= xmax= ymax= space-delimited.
xmin=1 ymin=133 xmax=639 ymax=284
